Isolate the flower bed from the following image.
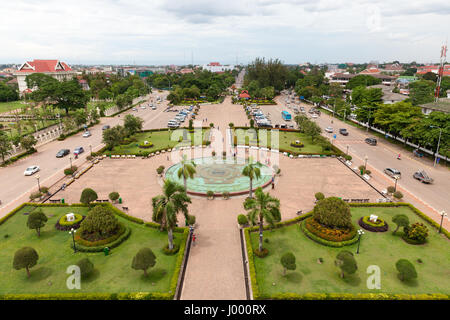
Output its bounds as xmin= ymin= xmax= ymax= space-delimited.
xmin=138 ymin=142 xmax=154 ymax=149
xmin=75 ymin=223 xmax=126 ymax=247
xmin=290 ymin=141 xmax=304 ymax=148
xmin=304 ymin=217 xmax=356 ymax=242
xmin=55 ymin=214 xmax=85 ymax=231
xmin=358 ymin=216 xmax=389 ymax=232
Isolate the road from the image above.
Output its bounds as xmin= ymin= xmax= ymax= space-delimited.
xmin=0 ymin=90 xmax=171 ymax=216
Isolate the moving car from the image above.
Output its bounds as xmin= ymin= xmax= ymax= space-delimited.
xmin=339 ymin=128 xmax=348 ymax=136
xmin=413 ymin=170 xmax=434 ymax=184
xmin=82 ymin=131 xmax=91 ymax=138
xmin=24 ymin=166 xmax=40 ymax=176
xmin=311 ymin=113 xmax=318 ymax=119
xmin=132 ymin=107 xmax=137 ymax=111
xmin=384 ymin=168 xmax=401 ymax=178
xmin=151 ymin=105 xmax=156 ymax=110
xmin=365 ymin=138 xmax=377 ymax=146
xmin=325 ymin=127 xmax=333 ymax=133
xmin=74 ymin=147 xmax=84 ymax=155
xmin=56 ymin=149 xmax=70 ymax=158
xmin=141 ymin=105 xmax=146 ymax=109
xmin=102 ymin=125 xmax=110 ymax=130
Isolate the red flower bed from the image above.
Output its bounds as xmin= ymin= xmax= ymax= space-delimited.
xmin=305 ymin=218 xmax=356 ymax=242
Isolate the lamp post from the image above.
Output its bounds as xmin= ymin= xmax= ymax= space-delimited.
xmin=69 ymin=228 xmax=77 ymax=253
xmin=394 ymin=175 xmax=399 ymax=192
xmin=69 ymin=156 xmax=73 ymax=171
xmin=346 ymin=144 xmax=350 ymax=156
xmin=429 ymin=125 xmax=442 ymax=168
xmin=35 ymin=175 xmax=41 ymax=192
xmin=364 ymin=155 xmax=368 ymax=171
xmin=439 ymin=211 xmax=447 ymax=234
xmin=356 ymin=229 xmax=365 ymax=254
xmin=89 ymin=144 xmax=92 ymax=156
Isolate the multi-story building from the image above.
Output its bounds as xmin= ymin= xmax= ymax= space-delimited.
xmin=416 ymin=65 xmax=450 ymax=76
xmin=14 ymin=59 xmax=76 ymax=94
xmin=202 ymin=62 xmax=235 ymax=73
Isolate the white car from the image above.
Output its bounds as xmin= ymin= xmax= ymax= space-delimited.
xmin=24 ymin=166 xmax=40 ymax=176
xmin=82 ymin=131 xmax=91 ymax=138
xmin=325 ymin=127 xmax=333 ymax=133
xmin=141 ymin=105 xmax=146 ymax=109
xmin=311 ymin=113 xmax=318 ymax=119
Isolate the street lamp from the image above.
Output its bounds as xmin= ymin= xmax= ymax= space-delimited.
xmin=356 ymin=229 xmax=365 ymax=254
xmin=393 ymin=175 xmax=399 ymax=192
xmin=439 ymin=211 xmax=447 ymax=234
xmin=69 ymin=228 xmax=77 ymax=253
xmin=89 ymin=144 xmax=92 ymax=156
xmin=346 ymin=144 xmax=350 ymax=156
xmin=69 ymin=156 xmax=73 ymax=170
xmin=364 ymin=155 xmax=368 ymax=171
xmin=35 ymin=175 xmax=41 ymax=192
xmin=429 ymin=125 xmax=442 ymax=168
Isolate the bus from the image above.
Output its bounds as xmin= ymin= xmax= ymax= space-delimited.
xmin=281 ymin=110 xmax=292 ymax=121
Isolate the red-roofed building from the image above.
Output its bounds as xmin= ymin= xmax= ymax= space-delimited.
xmin=239 ymin=90 xmax=250 ymax=99
xmin=416 ymin=65 xmax=450 ymax=76
xmin=14 ymin=59 xmax=77 ymax=94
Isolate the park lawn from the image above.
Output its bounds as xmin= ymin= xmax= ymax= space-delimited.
xmin=0 ymin=205 xmax=184 ymax=295
xmin=0 ymin=101 xmax=30 ymax=114
xmin=107 ymin=129 xmax=210 ymax=155
xmin=1 ymin=119 xmax=60 ymax=137
xmin=233 ymin=129 xmax=327 ymax=154
xmin=249 ymin=206 xmax=450 ymax=296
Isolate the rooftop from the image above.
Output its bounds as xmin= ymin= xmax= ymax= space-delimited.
xmin=420 ymin=99 xmax=450 ymax=114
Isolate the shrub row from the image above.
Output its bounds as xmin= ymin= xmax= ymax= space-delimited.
xmin=170 ymin=228 xmax=189 ymax=299
xmin=0 ymin=148 xmax=37 ymax=167
xmin=304 ymin=218 xmax=356 ymax=242
xmin=0 ymin=291 xmax=173 ymax=300
xmin=72 ymin=227 xmax=131 ymax=252
xmin=55 ymin=215 xmax=85 ymax=231
xmin=300 ymin=220 xmax=359 ymax=247
xmin=263 ymin=292 xmax=450 ymax=300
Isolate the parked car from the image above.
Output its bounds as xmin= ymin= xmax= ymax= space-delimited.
xmin=339 ymin=128 xmax=348 ymax=136
xmin=413 ymin=170 xmax=434 ymax=184
xmin=56 ymin=149 xmax=70 ymax=158
xmin=82 ymin=131 xmax=91 ymax=138
xmin=140 ymin=105 xmax=146 ymax=109
xmin=24 ymin=166 xmax=40 ymax=176
xmin=132 ymin=107 xmax=137 ymax=111
xmin=365 ymin=138 xmax=377 ymax=146
xmin=311 ymin=114 xmax=318 ymax=119
xmin=102 ymin=125 xmax=110 ymax=130
xmin=384 ymin=168 xmax=401 ymax=178
xmin=74 ymin=147 xmax=84 ymax=155
xmin=325 ymin=127 xmax=333 ymax=133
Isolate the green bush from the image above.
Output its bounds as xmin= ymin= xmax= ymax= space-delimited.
xmin=313 ymin=197 xmax=352 ymax=228
xmin=13 ymin=247 xmax=39 ymax=278
xmin=403 ymin=222 xmax=429 ymax=244
xmin=335 ymin=250 xmax=357 ymax=278
xmin=238 ymin=214 xmax=249 ymax=226
xmin=222 ymin=191 xmax=230 ymax=199
xmin=80 ymin=188 xmax=98 ymax=206
xmin=186 ymin=215 xmax=196 ymax=226
xmin=387 ymin=186 xmax=395 ymax=194
xmin=314 ymin=192 xmax=325 ymax=201
xmin=29 ymin=191 xmax=42 ymax=201
xmin=344 ymin=155 xmax=352 ymax=161
xmin=396 ymin=259 xmax=417 ymax=281
xmin=58 ymin=213 xmax=84 ymax=226
xmin=27 ymin=209 xmax=48 ymax=237
xmin=78 ymin=205 xmax=120 ymax=242
xmin=393 ymin=191 xmax=403 ymax=200
xmin=77 ymin=258 xmax=94 ymax=279
xmin=206 ymin=191 xmax=214 ymax=199
xmin=138 ymin=142 xmax=153 ymax=149
xmin=163 ymin=243 xmax=180 ymax=255
xmin=72 ymin=227 xmax=131 ymax=252
xmin=40 ymin=187 xmax=49 ymax=194
xmin=392 ymin=214 xmax=409 ymax=234
xmin=132 ymin=248 xmax=156 ymax=276
xmin=64 ymin=166 xmax=78 ymax=176
xmin=109 ymin=192 xmax=120 ymax=202
xmin=280 ymin=252 xmax=296 ymax=276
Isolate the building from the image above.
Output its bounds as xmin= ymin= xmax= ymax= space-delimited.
xmin=239 ymin=90 xmax=250 ymax=99
xmin=78 ymin=79 xmax=90 ymax=91
xmin=382 ymin=63 xmax=405 ymax=74
xmin=202 ymin=62 xmax=235 ymax=73
xmin=367 ymin=84 xmax=408 ymax=104
xmin=416 ymin=65 xmax=450 ymax=76
xmin=329 ymin=73 xmax=355 ymax=85
xmin=419 ymin=99 xmax=450 ymax=115
xmin=179 ymin=68 xmax=194 ymax=74
xmin=359 ymin=66 xmax=381 ymax=75
xmin=14 ymin=59 xmax=76 ymax=94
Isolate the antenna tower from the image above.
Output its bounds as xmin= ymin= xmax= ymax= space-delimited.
xmin=435 ymin=41 xmax=448 ymax=102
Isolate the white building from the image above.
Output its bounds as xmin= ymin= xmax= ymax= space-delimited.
xmin=14 ymin=59 xmax=76 ymax=94
xmin=202 ymin=62 xmax=235 ymax=73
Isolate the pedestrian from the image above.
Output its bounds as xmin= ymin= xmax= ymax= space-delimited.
xmin=192 ymin=234 xmax=196 ymax=246
xmin=167 ymin=155 xmax=169 ymax=161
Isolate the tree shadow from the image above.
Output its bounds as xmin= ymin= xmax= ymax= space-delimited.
xmin=38 ymin=230 xmax=58 ymax=240
xmin=283 ymin=272 xmax=303 ymax=284
xmin=82 ymin=269 xmax=100 ymax=283
xmin=29 ymin=267 xmax=53 ymax=282
xmin=396 ymin=274 xmax=419 ymax=287
xmin=341 ymin=273 xmax=361 ymax=287
xmin=139 ymin=268 xmax=167 ymax=283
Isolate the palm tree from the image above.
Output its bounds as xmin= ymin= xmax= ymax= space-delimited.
xmin=244 ymin=187 xmax=281 ymax=252
xmin=177 ymin=155 xmax=197 ymax=190
xmin=152 ymin=180 xmax=191 ymax=250
xmin=242 ymin=157 xmax=262 ymax=198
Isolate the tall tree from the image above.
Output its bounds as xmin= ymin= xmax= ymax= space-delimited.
xmin=242 ymin=158 xmax=262 ymax=198
xmin=177 ymin=155 xmax=197 ymax=190
xmin=244 ymin=187 xmax=281 ymax=252
xmin=152 ymin=180 xmax=191 ymax=250
xmin=0 ymin=131 xmax=12 ymax=162
xmin=409 ymin=80 xmax=435 ymax=106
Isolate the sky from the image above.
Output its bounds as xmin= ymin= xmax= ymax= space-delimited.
xmin=1 ymin=0 xmax=449 ymax=65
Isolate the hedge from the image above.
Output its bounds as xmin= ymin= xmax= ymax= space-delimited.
xmin=0 ymin=148 xmax=37 ymax=167
xmin=0 ymin=291 xmax=173 ymax=300
xmin=264 ymin=293 xmax=450 ymax=300
xmin=72 ymin=227 xmax=131 ymax=252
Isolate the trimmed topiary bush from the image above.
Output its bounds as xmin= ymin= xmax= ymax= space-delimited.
xmin=27 ymin=209 xmax=48 ymax=237
xmin=131 ymin=248 xmax=156 ymax=276
xmin=313 ymin=197 xmax=352 ymax=229
xmin=13 ymin=247 xmax=39 ymax=278
xmin=156 ymin=165 xmax=165 ymax=175
xmin=29 ymin=191 xmax=42 ymax=201
xmin=238 ymin=214 xmax=249 ymax=226
xmin=206 ymin=190 xmax=214 ymax=199
xmin=78 ymin=205 xmax=121 ymax=242
xmin=55 ymin=213 xmax=85 ymax=231
xmin=392 ymin=214 xmax=409 ymax=235
xmin=280 ymin=252 xmax=296 ymax=276
xmin=359 ymin=216 xmax=388 ymax=232
xmin=393 ymin=191 xmax=403 ymax=200
xmin=64 ymin=166 xmax=78 ymax=176
xmin=335 ymin=250 xmax=357 ymax=278
xmin=222 ymin=191 xmax=230 ymax=199
xmin=403 ymin=222 xmax=429 ymax=244
xmin=387 ymin=186 xmax=396 ymax=194
xmin=80 ymin=188 xmax=98 ymax=207
xmin=315 ymin=192 xmax=325 ymax=201
xmin=109 ymin=192 xmax=120 ymax=202
xmin=396 ymin=259 xmax=417 ymax=281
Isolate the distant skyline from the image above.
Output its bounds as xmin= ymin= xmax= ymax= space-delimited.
xmin=1 ymin=0 xmax=449 ymax=66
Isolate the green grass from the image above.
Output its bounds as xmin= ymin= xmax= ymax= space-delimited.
xmin=1 ymin=119 xmax=60 ymax=137
xmin=249 ymin=206 xmax=450 ymax=296
xmin=0 ymin=101 xmax=30 ymax=113
xmin=107 ymin=129 xmax=210 ymax=155
xmin=0 ymin=205 xmax=184 ymax=294
xmin=233 ymin=129 xmax=329 ymax=154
